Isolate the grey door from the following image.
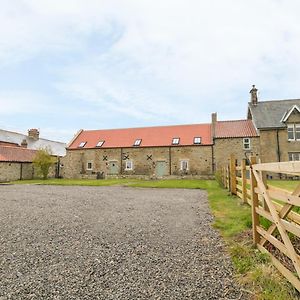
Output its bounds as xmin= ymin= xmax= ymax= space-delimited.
xmin=155 ymin=161 xmax=168 ymax=177
xmin=109 ymin=161 xmax=118 ymax=175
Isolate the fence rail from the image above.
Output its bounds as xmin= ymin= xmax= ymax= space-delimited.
xmin=221 ymin=155 xmax=300 ymax=291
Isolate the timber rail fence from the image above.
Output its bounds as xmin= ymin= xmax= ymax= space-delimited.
xmin=221 ymin=155 xmax=300 ymax=291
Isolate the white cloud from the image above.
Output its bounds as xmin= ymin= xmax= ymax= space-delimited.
xmin=1 ymin=0 xmax=300 ymax=131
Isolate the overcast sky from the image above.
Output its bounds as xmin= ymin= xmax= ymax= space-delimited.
xmin=1 ymin=0 xmax=300 ymax=142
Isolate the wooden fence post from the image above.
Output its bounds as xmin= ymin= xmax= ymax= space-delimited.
xmin=250 ymin=156 xmax=260 ymax=245
xmin=230 ymin=154 xmax=237 ymax=195
xmin=241 ymin=158 xmax=247 ymax=204
xmin=227 ymin=164 xmax=230 ymax=191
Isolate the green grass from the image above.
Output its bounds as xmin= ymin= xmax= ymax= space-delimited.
xmin=268 ymin=180 xmax=299 ymax=191
xmin=8 ymin=177 xmax=299 ymax=298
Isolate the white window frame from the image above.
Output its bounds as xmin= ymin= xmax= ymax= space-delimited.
xmin=287 ymin=123 xmax=300 ymax=141
xmin=96 ymin=140 xmax=105 ymax=147
xmin=180 ymin=160 xmax=189 ymax=171
xmin=296 ymin=124 xmax=300 ymax=141
xmin=78 ymin=141 xmax=87 ymax=148
xmin=125 ymin=160 xmax=133 ymax=171
xmin=288 ymin=152 xmax=300 ymax=161
xmin=243 ymin=138 xmax=251 ymax=150
xmin=194 ymin=137 xmax=201 ymax=144
xmin=86 ymin=161 xmax=93 ymax=170
xmin=134 ymin=139 xmax=142 ymax=146
xmin=172 ymin=138 xmax=180 ymax=145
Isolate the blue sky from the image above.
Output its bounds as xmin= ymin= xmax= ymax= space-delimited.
xmin=1 ymin=0 xmax=300 ymax=142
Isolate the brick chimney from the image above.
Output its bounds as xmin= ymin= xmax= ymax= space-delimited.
xmin=250 ymin=85 xmax=258 ymax=105
xmin=211 ymin=112 xmax=217 ymax=138
xmin=28 ymin=128 xmax=40 ymax=140
xmin=21 ymin=139 xmax=28 ymax=148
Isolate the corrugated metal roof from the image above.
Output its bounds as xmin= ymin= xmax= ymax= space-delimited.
xmin=68 ymin=124 xmax=213 ymax=149
xmin=0 ymin=129 xmax=66 ymax=156
xmin=215 ymin=120 xmax=258 ymax=138
xmin=248 ymin=99 xmax=300 ymax=129
xmin=0 ymin=146 xmax=37 ymax=162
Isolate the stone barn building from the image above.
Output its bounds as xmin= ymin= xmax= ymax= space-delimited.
xmin=0 ymin=128 xmax=66 ymax=181
xmin=63 ymin=124 xmax=214 ymax=178
xmin=0 ymin=145 xmax=37 ymax=182
xmin=63 ymin=86 xmax=299 ymax=179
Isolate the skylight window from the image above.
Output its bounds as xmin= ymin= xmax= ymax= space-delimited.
xmin=194 ymin=137 xmax=201 ymax=144
xmin=78 ymin=141 xmax=87 ymax=148
xmin=172 ymin=138 xmax=180 ymax=145
xmin=134 ymin=139 xmax=142 ymax=146
xmin=96 ymin=140 xmax=105 ymax=147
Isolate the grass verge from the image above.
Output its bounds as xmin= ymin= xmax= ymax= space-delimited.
xmin=208 ymin=181 xmax=299 ymax=300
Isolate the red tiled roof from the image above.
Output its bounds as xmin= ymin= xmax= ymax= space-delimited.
xmin=0 ymin=141 xmax=20 ymax=147
xmin=68 ymin=124 xmax=213 ymax=149
xmin=215 ymin=120 xmax=258 ymax=138
xmin=0 ymin=146 xmax=37 ymax=162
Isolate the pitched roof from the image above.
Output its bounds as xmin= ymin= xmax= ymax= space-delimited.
xmin=215 ymin=120 xmax=258 ymax=138
xmin=0 ymin=129 xmax=66 ymax=156
xmin=248 ymin=99 xmax=300 ymax=129
xmin=68 ymin=124 xmax=213 ymax=149
xmin=0 ymin=146 xmax=37 ymax=162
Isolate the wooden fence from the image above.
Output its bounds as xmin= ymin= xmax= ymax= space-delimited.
xmin=221 ymin=155 xmax=300 ymax=291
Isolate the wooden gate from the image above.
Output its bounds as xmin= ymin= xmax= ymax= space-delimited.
xmin=251 ymin=161 xmax=300 ymax=291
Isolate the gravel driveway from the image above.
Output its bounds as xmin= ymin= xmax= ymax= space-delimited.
xmin=0 ymin=185 xmax=246 ymax=300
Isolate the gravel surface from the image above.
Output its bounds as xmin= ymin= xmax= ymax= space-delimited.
xmin=0 ymin=185 xmax=247 ymax=300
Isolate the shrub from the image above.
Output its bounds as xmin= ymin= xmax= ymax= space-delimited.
xmin=33 ymin=148 xmax=56 ymax=180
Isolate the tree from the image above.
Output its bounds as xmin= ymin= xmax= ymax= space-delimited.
xmin=33 ymin=148 xmax=56 ymax=180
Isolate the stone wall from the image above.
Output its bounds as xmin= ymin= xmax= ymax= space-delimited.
xmin=213 ymin=137 xmax=260 ymax=170
xmin=259 ymin=128 xmax=300 ymax=163
xmin=0 ymin=162 xmax=34 ymax=182
xmin=62 ymin=145 xmax=214 ymax=178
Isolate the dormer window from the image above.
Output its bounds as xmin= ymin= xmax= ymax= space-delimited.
xmin=96 ymin=140 xmax=105 ymax=147
xmin=194 ymin=137 xmax=201 ymax=144
xmin=172 ymin=138 xmax=180 ymax=145
xmin=288 ymin=124 xmax=300 ymax=141
xmin=134 ymin=139 xmax=142 ymax=146
xmin=78 ymin=141 xmax=87 ymax=148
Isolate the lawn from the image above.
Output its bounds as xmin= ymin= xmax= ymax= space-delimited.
xmin=268 ymin=179 xmax=299 ymax=191
xmin=8 ymin=177 xmax=299 ymax=299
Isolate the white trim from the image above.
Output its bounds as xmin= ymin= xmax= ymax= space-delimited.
xmin=180 ymin=159 xmax=189 ymax=171
xmin=125 ymin=160 xmax=133 ymax=171
xmin=281 ymin=105 xmax=300 ymax=122
xmin=67 ymin=129 xmax=83 ymax=148
xmin=86 ymin=161 xmax=93 ymax=170
xmin=243 ymin=137 xmax=251 ymax=150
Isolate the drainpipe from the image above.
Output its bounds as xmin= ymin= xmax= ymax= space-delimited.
xmin=169 ymin=147 xmax=172 ymax=175
xmin=20 ymin=162 xmax=23 ymax=180
xmin=120 ymin=148 xmax=123 ymax=175
xmin=276 ymin=129 xmax=282 ymax=179
xmin=276 ymin=129 xmax=281 ymax=162
xmin=211 ymin=144 xmax=215 ymax=174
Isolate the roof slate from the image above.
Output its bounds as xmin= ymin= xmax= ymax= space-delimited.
xmin=215 ymin=120 xmax=258 ymax=138
xmin=68 ymin=124 xmax=213 ymax=149
xmin=0 ymin=146 xmax=37 ymax=162
xmin=0 ymin=129 xmax=66 ymax=156
xmin=248 ymin=99 xmax=300 ymax=129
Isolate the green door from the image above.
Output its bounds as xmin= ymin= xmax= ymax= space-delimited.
xmin=109 ymin=161 xmax=118 ymax=175
xmin=155 ymin=161 xmax=168 ymax=177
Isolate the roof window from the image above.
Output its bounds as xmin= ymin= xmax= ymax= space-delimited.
xmin=78 ymin=141 xmax=87 ymax=148
xmin=194 ymin=137 xmax=201 ymax=144
xmin=172 ymin=138 xmax=180 ymax=145
xmin=134 ymin=139 xmax=142 ymax=146
xmin=96 ymin=140 xmax=105 ymax=147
